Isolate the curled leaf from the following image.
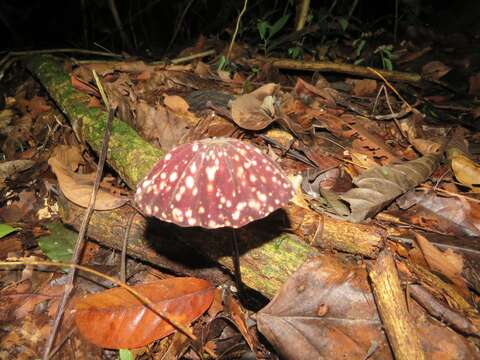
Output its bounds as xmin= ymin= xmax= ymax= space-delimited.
xmin=230 ymin=83 xmax=278 ymax=130
xmin=340 ymin=154 xmax=440 ymax=222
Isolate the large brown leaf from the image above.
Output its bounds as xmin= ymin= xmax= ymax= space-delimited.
xmin=340 ymin=154 xmax=440 ymax=222
xmin=257 ymin=255 xmax=393 ymax=360
xmin=257 ymin=255 xmax=480 ymax=360
xmin=74 ymin=277 xmax=214 ymax=349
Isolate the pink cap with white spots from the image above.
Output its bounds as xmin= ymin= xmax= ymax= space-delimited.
xmin=135 ymin=138 xmax=294 ymax=229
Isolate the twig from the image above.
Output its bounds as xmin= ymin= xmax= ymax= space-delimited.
xmin=226 ymin=0 xmax=249 ymax=61
xmin=120 ymin=212 xmax=136 ymax=283
xmin=0 ymin=260 xmax=217 ymax=358
xmin=4 ymin=49 xmax=123 ymax=58
xmin=418 ymin=185 xmax=480 ymax=204
xmin=367 ymin=66 xmax=412 ymax=107
xmin=42 ymin=72 xmax=114 ymax=360
xmin=170 ymin=49 xmax=216 ymax=64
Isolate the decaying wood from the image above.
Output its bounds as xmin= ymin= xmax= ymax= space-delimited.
xmin=27 ymin=54 xmax=384 ymax=298
xmin=369 ymin=250 xmax=426 ymax=360
xmin=255 ymin=57 xmax=422 ymax=83
xmin=57 ymin=194 xmax=316 ymax=298
xmin=285 ymin=205 xmax=384 ymax=257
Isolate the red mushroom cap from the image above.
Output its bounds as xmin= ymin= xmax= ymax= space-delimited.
xmin=135 ymin=138 xmax=294 ymax=229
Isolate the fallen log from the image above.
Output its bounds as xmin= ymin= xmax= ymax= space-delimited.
xmin=27 ymin=55 xmax=384 ymax=298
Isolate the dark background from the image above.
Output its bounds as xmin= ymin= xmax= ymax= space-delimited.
xmin=1 ymin=0 xmax=479 ymax=56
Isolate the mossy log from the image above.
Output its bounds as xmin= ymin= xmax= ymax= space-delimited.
xmin=27 ymin=55 xmax=384 ymax=298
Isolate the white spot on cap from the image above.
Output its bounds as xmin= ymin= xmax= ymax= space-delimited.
xmin=206 ymin=166 xmax=217 ymax=181
xmin=188 ymin=218 xmax=196 ymax=225
xmin=186 ymin=176 xmax=194 ymax=189
xmin=232 ymin=211 xmax=240 ymax=220
xmin=165 ymin=153 xmax=172 ymax=160
xmin=257 ymin=192 xmax=267 ymax=202
xmin=169 ymin=172 xmax=178 ymax=182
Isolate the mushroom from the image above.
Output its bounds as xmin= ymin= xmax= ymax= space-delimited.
xmin=135 ymin=137 xmax=294 ymax=298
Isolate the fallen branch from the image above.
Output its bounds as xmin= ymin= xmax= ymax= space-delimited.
xmin=253 ymin=57 xmax=422 ymax=83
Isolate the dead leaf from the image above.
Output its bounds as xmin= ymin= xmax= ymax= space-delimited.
xmin=48 ymin=149 xmax=128 ymax=211
xmin=163 ymin=95 xmax=191 ymax=114
xmin=346 ymin=78 xmax=378 ymax=96
xmin=257 ymin=255 xmax=392 ymax=360
xmin=450 ymin=154 xmax=480 ymax=192
xmin=230 ymin=83 xmax=278 ymax=130
xmin=340 ymin=154 xmax=440 ymax=222
xmin=421 ymin=61 xmax=451 ymax=81
xmin=397 ymin=190 xmax=480 ymax=236
xmin=74 ymin=277 xmax=215 ymax=349
xmin=415 ymin=233 xmax=468 ymax=293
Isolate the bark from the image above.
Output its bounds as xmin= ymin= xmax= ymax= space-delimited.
xmin=27 ymin=55 xmax=385 ymax=298
xmin=369 ymin=250 xmax=426 ymax=360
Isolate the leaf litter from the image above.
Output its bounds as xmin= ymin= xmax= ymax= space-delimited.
xmin=1 ymin=18 xmax=480 ymax=360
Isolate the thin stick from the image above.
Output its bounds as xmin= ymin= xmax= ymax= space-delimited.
xmin=43 ymin=73 xmax=113 ymax=360
xmin=226 ymin=0 xmax=249 ymax=61
xmin=0 ymin=260 xmax=217 ymax=358
xmin=120 ymin=212 xmax=136 ymax=283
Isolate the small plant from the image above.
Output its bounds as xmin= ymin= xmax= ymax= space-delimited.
xmin=288 ymin=46 xmax=303 ymax=59
xmin=257 ymin=14 xmax=290 ymax=56
xmin=374 ymin=44 xmax=394 ymax=70
xmin=217 ymin=55 xmax=230 ymax=72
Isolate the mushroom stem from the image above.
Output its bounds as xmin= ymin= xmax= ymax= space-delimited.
xmin=231 ymin=229 xmax=245 ymax=300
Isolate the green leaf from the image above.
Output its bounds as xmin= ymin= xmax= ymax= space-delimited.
xmin=217 ymin=55 xmax=228 ymax=72
xmin=37 ymin=223 xmax=77 ymax=262
xmin=119 ymin=349 xmax=135 ymax=360
xmin=337 ymin=17 xmax=349 ymax=32
xmin=383 ymin=57 xmax=393 ymax=71
xmin=0 ymin=224 xmax=20 ymax=238
xmin=354 ymin=39 xmax=366 ymax=56
xmin=257 ymin=21 xmax=269 ymax=40
xmin=269 ymin=14 xmax=290 ymax=39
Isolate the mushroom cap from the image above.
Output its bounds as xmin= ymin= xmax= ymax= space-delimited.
xmin=135 ymin=137 xmax=294 ymax=229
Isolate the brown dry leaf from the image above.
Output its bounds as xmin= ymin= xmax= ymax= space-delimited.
xmin=71 ymin=74 xmax=100 ymax=97
xmin=52 ymin=144 xmax=85 ymax=172
xmin=397 ymin=190 xmax=480 ymax=236
xmin=340 ymin=154 xmax=440 ymax=222
xmin=226 ymin=296 xmax=258 ymax=352
xmin=257 ymin=255 xmax=393 ymax=360
xmin=450 ymin=154 xmax=480 ymax=192
xmin=346 ymin=78 xmax=378 ymax=96
xmin=134 ymin=101 xmax=192 ymax=151
xmin=421 ymin=61 xmax=451 ymax=81
xmin=258 ymin=254 xmax=479 ymax=360
xmin=164 ymin=94 xmax=190 ymax=113
xmin=48 ymin=148 xmax=128 ymax=211
xmin=163 ymin=94 xmax=199 ymax=125
xmin=230 ymin=83 xmax=278 ymax=130
xmin=415 ymin=233 xmax=468 ymax=294
xmin=74 ymin=277 xmax=215 ymax=349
